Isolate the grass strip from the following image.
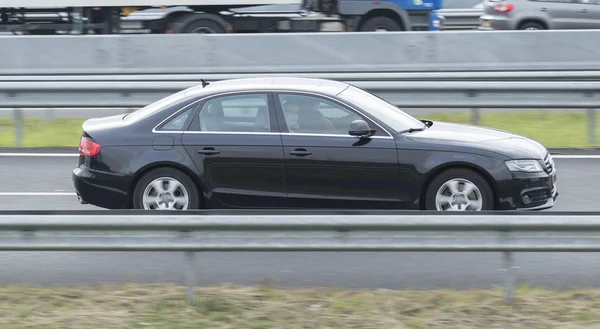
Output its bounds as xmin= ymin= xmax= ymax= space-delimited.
xmin=0 ymin=283 xmax=598 ymax=329
xmin=0 ymin=111 xmax=593 ymax=148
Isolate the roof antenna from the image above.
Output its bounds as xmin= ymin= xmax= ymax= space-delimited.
xmin=201 ymin=79 xmax=210 ymax=88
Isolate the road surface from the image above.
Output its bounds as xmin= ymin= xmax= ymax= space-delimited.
xmin=0 ymin=155 xmax=597 ymax=290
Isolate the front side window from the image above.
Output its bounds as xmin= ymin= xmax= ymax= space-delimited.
xmin=277 ymin=93 xmax=383 ymax=136
xmin=337 ymin=85 xmax=425 ymax=133
xmin=190 ymin=93 xmax=271 ymax=132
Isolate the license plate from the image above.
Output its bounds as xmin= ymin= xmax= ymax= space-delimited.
xmin=482 ymin=20 xmax=491 ymax=27
xmin=552 ymin=173 xmax=556 ymax=185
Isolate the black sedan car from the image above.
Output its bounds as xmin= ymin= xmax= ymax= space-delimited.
xmin=73 ymin=77 xmax=558 ymax=211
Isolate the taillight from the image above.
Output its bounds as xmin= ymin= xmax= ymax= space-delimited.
xmin=494 ymin=3 xmax=514 ymax=12
xmin=79 ymin=136 xmax=101 ymax=156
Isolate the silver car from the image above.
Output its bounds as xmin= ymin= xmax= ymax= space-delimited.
xmin=479 ymin=0 xmax=600 ymax=30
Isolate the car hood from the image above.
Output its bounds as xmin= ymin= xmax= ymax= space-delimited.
xmin=405 ymin=121 xmax=548 ymax=159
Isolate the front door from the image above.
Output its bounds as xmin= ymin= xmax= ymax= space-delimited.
xmin=181 ymin=92 xmax=287 ymax=208
xmin=273 ymin=92 xmax=400 ymax=209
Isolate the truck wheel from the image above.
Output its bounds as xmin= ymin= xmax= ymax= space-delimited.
xmin=170 ymin=13 xmax=229 ymax=34
xmin=359 ymin=16 xmax=403 ymax=31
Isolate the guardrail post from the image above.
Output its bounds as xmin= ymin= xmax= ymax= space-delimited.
xmin=184 ymin=251 xmax=197 ymax=303
xmin=588 ymin=109 xmax=596 ymax=145
xmin=471 ymin=108 xmax=480 ymax=125
xmin=45 ymin=108 xmax=54 ymax=124
xmin=13 ymin=109 xmax=23 ymax=147
xmin=503 ymin=251 xmax=515 ymax=305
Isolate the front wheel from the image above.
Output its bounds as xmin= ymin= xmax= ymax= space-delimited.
xmin=132 ymin=167 xmax=201 ymax=210
xmin=425 ymin=168 xmax=494 ymax=211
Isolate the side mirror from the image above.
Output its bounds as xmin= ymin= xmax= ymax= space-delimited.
xmin=349 ymin=120 xmax=376 ymax=138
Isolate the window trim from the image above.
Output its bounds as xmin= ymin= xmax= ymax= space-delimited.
xmin=151 ymin=89 xmax=394 ymax=140
xmin=272 ymin=91 xmax=393 ymax=138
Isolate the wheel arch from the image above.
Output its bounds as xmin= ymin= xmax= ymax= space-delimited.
xmin=358 ymin=9 xmax=406 ymax=31
xmin=128 ymin=161 xmax=205 ymax=208
xmin=418 ymin=161 xmax=498 ymax=210
xmin=517 ymin=18 xmax=548 ymax=30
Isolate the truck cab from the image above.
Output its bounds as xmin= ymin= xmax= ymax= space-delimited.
xmin=305 ymin=0 xmax=443 ymax=31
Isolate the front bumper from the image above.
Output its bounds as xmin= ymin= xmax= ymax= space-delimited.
xmin=516 ymin=183 xmax=558 ymax=211
xmin=496 ymin=169 xmax=558 ymax=211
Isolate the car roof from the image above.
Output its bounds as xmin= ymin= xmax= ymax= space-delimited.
xmin=184 ymin=77 xmax=351 ymax=98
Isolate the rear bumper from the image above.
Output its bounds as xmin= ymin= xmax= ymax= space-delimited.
xmin=72 ymin=166 xmax=130 ymax=209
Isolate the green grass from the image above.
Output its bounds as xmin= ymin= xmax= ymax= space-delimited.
xmin=0 ymin=111 xmax=596 ymax=148
xmin=0 ymin=283 xmax=600 ymax=328
xmin=418 ymin=111 xmax=593 ymax=148
xmin=0 ymin=118 xmax=86 ymax=148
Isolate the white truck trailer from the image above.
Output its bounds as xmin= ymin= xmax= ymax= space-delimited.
xmin=0 ymin=0 xmax=443 ymax=35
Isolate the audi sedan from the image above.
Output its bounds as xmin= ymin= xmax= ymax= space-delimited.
xmin=73 ymin=77 xmax=558 ymax=211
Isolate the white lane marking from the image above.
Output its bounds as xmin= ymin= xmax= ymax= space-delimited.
xmin=0 ymin=192 xmax=76 ymax=196
xmin=0 ymin=153 xmax=78 ymax=157
xmin=552 ymin=155 xmax=600 ymax=159
xmin=0 ymin=153 xmax=600 ymax=159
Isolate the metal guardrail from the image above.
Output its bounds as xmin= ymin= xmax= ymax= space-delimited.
xmin=3 ymin=80 xmax=600 ymax=108
xmin=1 ymin=210 xmax=600 ymax=304
xmin=4 ymin=80 xmax=600 ymax=146
xmin=438 ymin=8 xmax=482 ymax=30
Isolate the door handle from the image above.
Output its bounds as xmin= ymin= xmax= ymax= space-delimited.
xmin=581 ymin=8 xmax=588 ymax=12
xmin=540 ymin=7 xmax=547 ymax=11
xmin=289 ymin=148 xmax=312 ymax=156
xmin=197 ymin=147 xmax=220 ymax=155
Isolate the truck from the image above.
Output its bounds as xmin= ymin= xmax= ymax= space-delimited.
xmin=0 ymin=0 xmax=444 ymax=35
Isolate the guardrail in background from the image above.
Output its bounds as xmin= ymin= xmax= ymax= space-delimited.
xmin=4 ymin=80 xmax=600 ymax=146
xmin=2 ymin=210 xmax=600 ymax=305
xmin=5 ymin=70 xmax=600 ymax=82
xmin=1 ymin=31 xmax=599 ymax=74
xmin=437 ymin=8 xmax=482 ymax=30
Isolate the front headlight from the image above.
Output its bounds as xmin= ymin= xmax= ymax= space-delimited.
xmin=505 ymin=160 xmax=543 ymax=173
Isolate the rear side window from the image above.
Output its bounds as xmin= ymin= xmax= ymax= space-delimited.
xmin=189 ymin=93 xmax=271 ymax=133
xmin=157 ymin=107 xmax=194 ymax=131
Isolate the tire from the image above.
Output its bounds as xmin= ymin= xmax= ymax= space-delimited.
xmin=170 ymin=13 xmax=228 ymax=34
xmin=132 ymin=167 xmax=201 ymax=210
xmin=359 ymin=16 xmax=403 ymax=32
xmin=425 ymin=168 xmax=494 ymax=211
xmin=518 ymin=22 xmax=545 ymax=30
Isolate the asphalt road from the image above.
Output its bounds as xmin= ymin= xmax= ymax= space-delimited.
xmin=0 ymin=155 xmax=598 ymax=290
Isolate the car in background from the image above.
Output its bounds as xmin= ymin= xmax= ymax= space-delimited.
xmin=479 ymin=0 xmax=600 ymax=30
xmin=72 ymin=77 xmax=558 ymax=211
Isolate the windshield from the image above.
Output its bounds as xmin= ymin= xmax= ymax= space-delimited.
xmin=337 ymin=85 xmax=425 ymax=132
xmin=122 ymin=89 xmax=189 ymax=122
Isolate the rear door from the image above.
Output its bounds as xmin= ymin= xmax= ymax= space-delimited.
xmin=574 ymin=0 xmax=600 ymax=29
xmin=181 ymin=91 xmax=287 ymax=208
xmin=528 ymin=0 xmax=591 ymax=29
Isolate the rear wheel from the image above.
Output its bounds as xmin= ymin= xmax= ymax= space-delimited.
xmin=425 ymin=168 xmax=494 ymax=211
xmin=133 ymin=167 xmax=200 ymax=210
